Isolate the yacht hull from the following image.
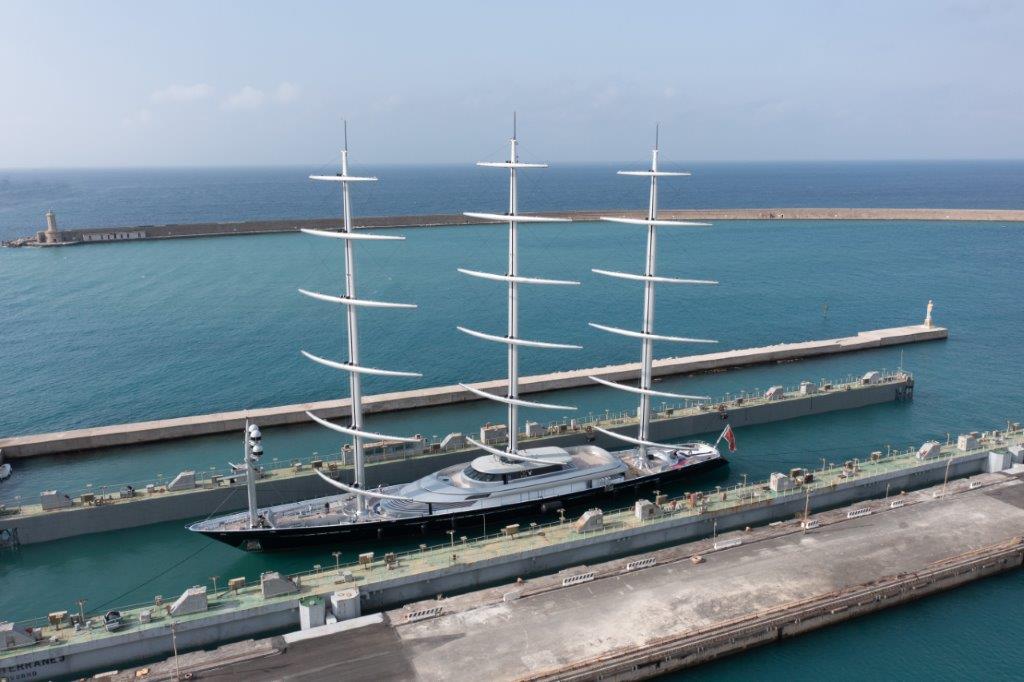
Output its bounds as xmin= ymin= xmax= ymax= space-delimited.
xmin=192 ymin=457 xmax=727 ymax=551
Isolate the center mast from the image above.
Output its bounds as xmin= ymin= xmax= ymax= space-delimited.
xmin=459 ymin=116 xmax=581 ymax=462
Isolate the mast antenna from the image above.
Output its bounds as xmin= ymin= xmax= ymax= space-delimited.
xmin=513 ymin=111 xmax=517 ymax=141
xmin=343 ymin=119 xmax=348 ymax=153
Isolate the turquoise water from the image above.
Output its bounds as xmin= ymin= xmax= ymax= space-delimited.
xmin=1 ymin=218 xmax=1019 ymax=438
xmin=682 ymin=570 xmax=1024 ymax=681
xmin=0 ymin=164 xmax=1023 ymax=676
xmin=1 ymin=217 xmax=1022 ymax=622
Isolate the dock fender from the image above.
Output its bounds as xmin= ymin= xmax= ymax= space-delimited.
xmin=541 ymin=500 xmax=563 ymax=513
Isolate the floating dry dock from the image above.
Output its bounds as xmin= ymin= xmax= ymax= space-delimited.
xmin=2 ymin=371 xmax=913 ymax=545
xmin=0 ymin=322 xmax=945 ymax=459
xmin=2 ymin=426 xmax=1022 ymax=680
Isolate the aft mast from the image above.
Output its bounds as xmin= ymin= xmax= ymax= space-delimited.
xmin=589 ymin=127 xmax=720 ymax=469
xmin=300 ymin=123 xmax=421 ymax=516
xmin=460 ymin=115 xmax=580 ymax=460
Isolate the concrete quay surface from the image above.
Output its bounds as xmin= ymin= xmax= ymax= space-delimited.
xmin=16 ymin=207 xmax=1024 ymax=247
xmin=111 ymin=466 xmax=1024 ymax=681
xmin=3 ymin=372 xmax=913 ymax=545
xmin=0 ymin=323 xmax=945 ymax=459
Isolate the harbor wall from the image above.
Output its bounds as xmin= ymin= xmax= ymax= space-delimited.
xmin=3 ymin=377 xmax=911 ymax=545
xmin=17 ymin=207 xmax=1024 ymax=247
xmin=533 ymin=541 xmax=1024 ymax=681
xmin=0 ymin=324 xmax=943 ymax=459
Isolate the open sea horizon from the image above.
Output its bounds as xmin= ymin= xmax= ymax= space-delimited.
xmin=3 ymin=160 xmax=1024 ymax=240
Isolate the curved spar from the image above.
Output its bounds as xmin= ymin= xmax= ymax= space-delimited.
xmin=299 ymin=227 xmax=405 ymax=241
xmin=309 ymin=174 xmax=378 ymax=182
xmin=464 ymin=436 xmax=570 ymax=466
xmin=463 ymin=211 xmax=570 ymax=224
xmin=458 ymin=326 xmax=582 ymax=350
xmin=617 ymin=170 xmax=691 ymax=177
xmin=587 ymin=375 xmax=710 ymax=401
xmin=300 ymin=350 xmax=421 ymax=378
xmin=599 ymin=217 xmax=710 ymax=228
xmin=590 ymin=425 xmax=680 ymax=451
xmin=458 ymin=268 xmax=579 ymax=286
xmin=459 ymin=383 xmax=577 ymax=411
xmin=298 ymin=288 xmax=417 ymax=309
xmin=306 ymin=411 xmax=422 ymax=444
xmin=314 ymin=469 xmax=415 ymax=502
xmin=588 ymin=322 xmax=717 ymax=345
xmin=591 ymin=269 xmax=718 ymax=286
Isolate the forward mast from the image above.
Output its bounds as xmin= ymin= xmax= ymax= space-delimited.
xmin=300 ymin=124 xmax=421 ymax=517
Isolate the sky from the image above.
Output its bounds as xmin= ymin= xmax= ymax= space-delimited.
xmin=1 ymin=0 xmax=1022 ymax=167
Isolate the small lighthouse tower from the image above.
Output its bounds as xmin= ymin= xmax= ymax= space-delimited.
xmin=42 ymin=210 xmax=61 ymax=244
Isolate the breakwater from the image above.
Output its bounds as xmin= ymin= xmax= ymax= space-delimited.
xmin=0 ymin=323 xmax=944 ymax=459
xmin=13 ymin=207 xmax=1024 ymax=246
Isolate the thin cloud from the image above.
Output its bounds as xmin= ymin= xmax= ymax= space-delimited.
xmin=222 ymin=86 xmax=266 ymax=110
xmin=121 ymin=108 xmax=154 ymax=128
xmin=151 ymin=84 xmax=213 ymax=103
xmin=275 ymin=82 xmax=300 ymax=103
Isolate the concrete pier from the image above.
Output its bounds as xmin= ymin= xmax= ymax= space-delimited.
xmin=3 ymin=426 xmax=1022 ymax=681
xmin=1 ymin=371 xmax=912 ymax=545
xmin=0 ymin=323 xmax=945 ymax=459
xmin=10 ymin=207 xmax=1024 ymax=247
xmin=382 ymin=479 xmax=1024 ymax=682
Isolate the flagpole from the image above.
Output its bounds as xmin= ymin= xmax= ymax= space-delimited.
xmin=715 ymin=424 xmax=732 ymax=448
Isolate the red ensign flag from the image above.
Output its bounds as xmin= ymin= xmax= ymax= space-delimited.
xmin=720 ymin=424 xmax=737 ymax=452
